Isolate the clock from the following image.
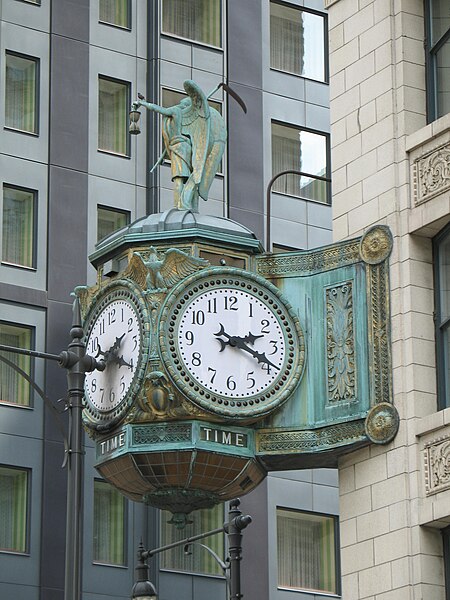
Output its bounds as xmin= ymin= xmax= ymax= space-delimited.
xmin=83 ymin=285 xmax=148 ymax=430
xmin=159 ymin=268 xmax=305 ymax=419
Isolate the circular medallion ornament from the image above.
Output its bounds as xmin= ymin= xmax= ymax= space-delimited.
xmin=365 ymin=402 xmax=399 ymax=444
xmin=83 ymin=283 xmax=149 ymax=431
xmin=360 ymin=225 xmax=393 ymax=265
xmin=159 ymin=267 xmax=305 ymax=420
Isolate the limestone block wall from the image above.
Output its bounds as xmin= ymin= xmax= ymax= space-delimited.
xmin=326 ymin=0 xmax=450 ymax=598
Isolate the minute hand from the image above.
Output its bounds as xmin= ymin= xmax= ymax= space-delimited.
xmin=230 ymin=337 xmax=279 ymax=371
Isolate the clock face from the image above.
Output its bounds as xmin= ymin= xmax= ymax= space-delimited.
xmin=84 ymin=292 xmax=144 ymax=427
xmin=160 ymin=269 xmax=305 ymax=419
xmin=178 ymin=288 xmax=285 ymax=398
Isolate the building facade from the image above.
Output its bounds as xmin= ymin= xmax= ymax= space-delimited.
xmin=0 ymin=1 xmax=338 ymax=600
xmin=325 ymin=0 xmax=450 ymax=598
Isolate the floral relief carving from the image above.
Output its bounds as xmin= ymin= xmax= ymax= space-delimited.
xmin=326 ymin=283 xmax=356 ymax=403
xmin=425 ymin=436 xmax=450 ymax=495
xmin=416 ymin=144 xmax=450 ymax=205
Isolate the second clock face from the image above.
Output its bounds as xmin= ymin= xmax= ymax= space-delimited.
xmin=84 ymin=298 xmax=142 ymax=414
xmin=178 ymin=288 xmax=286 ymax=398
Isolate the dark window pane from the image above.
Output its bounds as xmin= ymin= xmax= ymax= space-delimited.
xmin=0 ymin=466 xmax=28 ymax=553
xmin=436 ymin=38 xmax=450 ymax=119
xmin=99 ymin=0 xmax=130 ymax=28
xmin=160 ymin=504 xmax=224 ymax=575
xmin=277 ymin=508 xmax=338 ymax=594
xmin=272 ymin=122 xmax=329 ymax=203
xmin=0 ymin=323 xmax=32 ymax=406
xmin=5 ymin=53 xmax=38 ymax=133
xmin=93 ymin=480 xmax=126 ymax=565
xmin=162 ymin=0 xmax=222 ymax=47
xmin=2 ymin=186 xmax=35 ymax=268
xmin=97 ymin=206 xmax=129 ymax=241
xmin=98 ymin=77 xmax=129 ymax=155
xmin=431 ymin=0 xmax=450 ymax=45
xmin=270 ymin=2 xmax=325 ymax=82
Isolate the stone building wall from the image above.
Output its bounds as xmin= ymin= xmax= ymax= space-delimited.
xmin=326 ymin=0 xmax=450 ymax=598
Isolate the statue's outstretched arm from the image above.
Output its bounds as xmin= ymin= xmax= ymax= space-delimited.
xmin=132 ymin=99 xmax=174 ymax=117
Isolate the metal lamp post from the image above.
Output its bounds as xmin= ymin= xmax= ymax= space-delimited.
xmin=0 ymin=298 xmax=105 ymax=600
xmin=131 ymin=499 xmax=251 ymax=600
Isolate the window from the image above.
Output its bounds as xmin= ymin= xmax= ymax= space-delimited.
xmin=277 ymin=508 xmax=339 ymax=594
xmin=2 ymin=185 xmax=36 ymax=268
xmin=0 ymin=323 xmax=33 ymax=406
xmin=270 ymin=2 xmax=326 ymax=82
xmin=271 ymin=122 xmax=330 ymax=203
xmin=97 ymin=206 xmax=130 ymax=242
xmin=434 ymin=223 xmax=450 ymax=410
xmin=93 ymin=480 xmax=127 ymax=565
xmin=162 ymin=0 xmax=222 ymax=47
xmin=443 ymin=526 xmax=450 ymax=600
xmin=5 ymin=52 xmax=39 ymax=134
xmin=0 ymin=466 xmax=29 ymax=553
xmin=425 ymin=0 xmax=450 ymax=121
xmin=99 ymin=0 xmax=130 ymax=29
xmin=98 ymin=76 xmax=130 ymax=156
xmin=160 ymin=504 xmax=224 ymax=575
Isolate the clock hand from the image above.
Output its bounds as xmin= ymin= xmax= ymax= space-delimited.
xmin=114 ymin=354 xmax=133 ymax=369
xmin=214 ymin=324 xmax=279 ymax=370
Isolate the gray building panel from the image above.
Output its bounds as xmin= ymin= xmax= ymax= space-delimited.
xmin=51 ymin=0 xmax=89 ymax=42
xmin=49 ymin=35 xmax=89 ymax=172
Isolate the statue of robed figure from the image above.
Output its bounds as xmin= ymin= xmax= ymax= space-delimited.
xmin=131 ymin=80 xmax=229 ymax=212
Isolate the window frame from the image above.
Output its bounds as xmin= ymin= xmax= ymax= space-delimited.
xmin=98 ymin=0 xmax=132 ymax=31
xmin=2 ymin=183 xmax=38 ymax=270
xmin=424 ymin=0 xmax=450 ymax=122
xmin=97 ymin=75 xmax=131 ymax=158
xmin=269 ymin=0 xmax=329 ymax=84
xmin=92 ymin=478 xmax=128 ymax=567
xmin=4 ymin=51 xmax=40 ymax=136
xmin=0 ymin=465 xmax=31 ymax=555
xmin=159 ymin=503 xmax=226 ymax=577
xmin=271 ymin=120 xmax=332 ymax=205
xmin=0 ymin=320 xmax=35 ymax=408
xmin=276 ymin=506 xmax=341 ymax=596
xmin=433 ymin=221 xmax=450 ymax=411
xmin=15 ymin=0 xmax=41 ymax=5
xmin=97 ymin=204 xmax=130 ymax=242
xmin=160 ymin=0 xmax=224 ymax=50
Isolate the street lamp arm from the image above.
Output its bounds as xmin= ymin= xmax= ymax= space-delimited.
xmin=183 ymin=542 xmax=229 ymax=572
xmin=0 ymin=352 xmax=69 ymax=451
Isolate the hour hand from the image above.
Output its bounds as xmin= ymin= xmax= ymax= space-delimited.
xmin=115 ymin=354 xmax=133 ymax=369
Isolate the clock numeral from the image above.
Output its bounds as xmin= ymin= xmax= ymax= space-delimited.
xmin=108 ymin=308 xmax=116 ymax=325
xmin=191 ymin=310 xmax=205 ymax=326
xmin=90 ymin=336 xmax=99 ymax=355
xmin=224 ymin=295 xmax=238 ymax=311
xmin=100 ymin=388 xmax=105 ymax=403
xmin=249 ymin=303 xmax=254 ymax=318
xmin=99 ymin=319 xmax=105 ymax=335
xmin=192 ymin=352 xmax=202 ymax=366
xmin=133 ymin=335 xmax=138 ymax=351
xmin=246 ymin=372 xmax=256 ymax=389
xmin=226 ymin=375 xmax=237 ymax=391
xmin=207 ymin=298 xmax=217 ymax=314
xmin=127 ymin=317 xmax=133 ymax=333
xmin=129 ymin=357 xmax=134 ymax=369
xmin=185 ymin=331 xmax=194 ymax=345
xmin=109 ymin=389 xmax=116 ymax=403
xmin=120 ymin=375 xmax=126 ymax=394
xmin=261 ymin=362 xmax=271 ymax=375
xmin=269 ymin=340 xmax=278 ymax=355
xmin=91 ymin=378 xmax=97 ymax=393
xmin=208 ymin=367 xmax=217 ymax=383
xmin=261 ymin=319 xmax=270 ymax=334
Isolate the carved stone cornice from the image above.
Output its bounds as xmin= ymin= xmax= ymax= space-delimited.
xmin=414 ymin=142 xmax=450 ymax=206
xmin=424 ymin=434 xmax=450 ymax=495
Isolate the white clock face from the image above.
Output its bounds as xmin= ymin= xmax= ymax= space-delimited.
xmin=84 ymin=298 xmax=142 ymax=413
xmin=178 ymin=288 xmax=286 ymax=398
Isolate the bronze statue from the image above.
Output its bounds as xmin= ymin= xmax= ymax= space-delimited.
xmin=131 ymin=80 xmax=227 ymax=212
